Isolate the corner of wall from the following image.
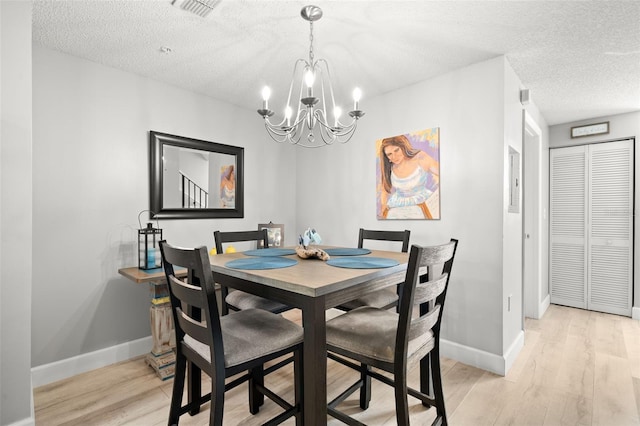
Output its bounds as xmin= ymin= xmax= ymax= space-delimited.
xmin=441 ymin=338 xmax=509 ymax=376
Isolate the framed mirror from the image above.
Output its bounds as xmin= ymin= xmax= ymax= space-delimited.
xmin=149 ymin=131 xmax=244 ymax=219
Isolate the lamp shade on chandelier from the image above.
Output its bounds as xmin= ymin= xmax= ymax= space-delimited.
xmin=257 ymin=5 xmax=364 ymax=148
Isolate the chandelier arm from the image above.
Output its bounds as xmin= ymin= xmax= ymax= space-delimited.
xmin=313 ymin=109 xmax=358 ymax=136
xmin=295 ymin=72 xmax=309 ymax=127
xmin=264 ymin=107 xmax=310 ymax=135
xmin=323 ymin=120 xmax=357 ymax=145
xmin=287 ymin=59 xmax=309 ymax=120
xmin=263 ymin=115 xmax=288 ymax=128
xmin=316 ymin=59 xmax=338 ymax=114
xmin=316 ymin=65 xmax=329 ymax=126
xmin=311 ymin=110 xmax=335 ymax=145
xmin=291 ymin=109 xmax=310 ymax=132
xmin=264 ymin=122 xmax=306 ymax=145
xmin=264 ymin=124 xmax=293 ymax=144
xmin=316 ymin=109 xmax=356 ymax=146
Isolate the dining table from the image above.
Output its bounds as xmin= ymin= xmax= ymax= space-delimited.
xmin=209 ymin=246 xmax=409 ymax=425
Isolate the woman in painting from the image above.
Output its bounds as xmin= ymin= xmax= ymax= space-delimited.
xmin=220 ymin=165 xmax=235 ymax=208
xmin=379 ymin=134 xmax=439 ymax=219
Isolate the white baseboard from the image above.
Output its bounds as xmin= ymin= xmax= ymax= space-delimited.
xmin=7 ymin=417 xmax=35 ymax=426
xmin=503 ymin=330 xmax=525 ymax=373
xmin=540 ymin=294 xmax=550 ymax=317
xmin=31 ymin=336 xmax=152 ymax=388
xmin=633 ymin=306 xmax=640 ymax=320
xmin=31 ymin=328 xmax=538 ymax=389
xmin=441 ymin=330 xmax=524 ymax=377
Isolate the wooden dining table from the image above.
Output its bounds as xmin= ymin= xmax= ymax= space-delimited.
xmin=209 ymin=247 xmax=409 ymax=425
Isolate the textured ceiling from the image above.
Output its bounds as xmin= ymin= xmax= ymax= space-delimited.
xmin=32 ymin=0 xmax=640 ymax=126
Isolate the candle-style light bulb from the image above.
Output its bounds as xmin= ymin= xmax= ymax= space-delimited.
xmin=334 ymin=106 xmax=342 ymax=127
xmin=261 ymin=86 xmax=271 ymax=109
xmin=285 ymin=106 xmax=292 ymax=127
xmin=304 ymin=69 xmax=315 ymax=97
xmin=352 ymin=87 xmax=362 ymax=111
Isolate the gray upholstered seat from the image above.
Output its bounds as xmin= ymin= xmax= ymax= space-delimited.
xmin=336 ymin=228 xmax=411 ymax=312
xmin=335 ymin=289 xmax=400 ymax=311
xmin=225 ymin=291 xmax=290 ymax=313
xmin=326 ymin=239 xmax=458 ymax=426
xmin=214 ymin=229 xmax=292 ymax=315
xmin=326 ymin=307 xmax=432 ymax=367
xmin=184 ymin=308 xmax=302 ymax=368
xmin=160 ymin=241 xmax=303 ymax=425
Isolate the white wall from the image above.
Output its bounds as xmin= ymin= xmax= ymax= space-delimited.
xmin=1 ymin=1 xmax=34 ymax=424
xmin=295 ymin=56 xmax=519 ymax=364
xmin=31 ymin=46 xmax=297 ymax=369
xmin=549 ymin=111 xmax=640 ymax=315
xmin=502 ymin=60 xmax=524 ymax=355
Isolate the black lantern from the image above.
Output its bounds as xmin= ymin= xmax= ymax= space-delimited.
xmin=138 ymin=212 xmax=163 ymax=270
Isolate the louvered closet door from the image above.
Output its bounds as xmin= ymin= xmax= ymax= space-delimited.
xmin=588 ymin=140 xmax=633 ymax=316
xmin=550 ymin=140 xmax=633 ymax=316
xmin=550 ymin=146 xmax=588 ymax=309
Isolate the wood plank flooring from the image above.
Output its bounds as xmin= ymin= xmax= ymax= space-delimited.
xmin=34 ymin=305 xmax=640 ymax=425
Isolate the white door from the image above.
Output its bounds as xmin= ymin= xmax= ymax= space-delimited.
xmin=550 ymin=139 xmax=633 ymax=316
xmin=550 ymin=145 xmax=588 ymax=309
xmin=587 ymin=140 xmax=633 ymax=316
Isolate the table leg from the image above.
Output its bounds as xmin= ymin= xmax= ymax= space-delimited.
xmin=144 ymin=281 xmax=176 ymax=380
xmin=302 ymin=296 xmax=328 ymax=425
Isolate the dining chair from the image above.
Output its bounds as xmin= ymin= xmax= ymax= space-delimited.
xmin=335 ymin=228 xmax=411 ymax=311
xmin=326 ymin=239 xmax=458 ymax=425
xmin=214 ymin=229 xmax=292 ymax=316
xmin=159 ymin=241 xmax=304 ymax=426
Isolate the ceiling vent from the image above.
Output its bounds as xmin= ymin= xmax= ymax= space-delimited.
xmin=171 ymin=0 xmax=220 ymax=18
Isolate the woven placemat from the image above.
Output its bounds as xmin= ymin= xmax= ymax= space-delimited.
xmin=225 ymin=257 xmax=298 ymax=270
xmin=326 ymin=257 xmax=399 ymax=269
xmin=243 ymin=248 xmax=296 ymax=257
xmin=324 ymin=248 xmax=371 ymax=256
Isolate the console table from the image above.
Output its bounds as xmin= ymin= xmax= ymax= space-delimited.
xmin=118 ymin=266 xmax=185 ymax=380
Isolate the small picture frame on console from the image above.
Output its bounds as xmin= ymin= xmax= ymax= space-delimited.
xmin=258 ymin=222 xmax=284 ymax=248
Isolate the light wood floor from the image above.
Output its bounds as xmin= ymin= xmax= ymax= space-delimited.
xmin=34 ymin=304 xmax=640 ymax=425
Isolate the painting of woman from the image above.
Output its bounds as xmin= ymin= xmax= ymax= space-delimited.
xmin=376 ymin=128 xmax=440 ymax=219
xmin=220 ymin=164 xmax=235 ymax=208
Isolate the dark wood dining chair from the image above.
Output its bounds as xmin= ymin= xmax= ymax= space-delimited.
xmin=159 ymin=241 xmax=304 ymax=426
xmin=326 ymin=239 xmax=458 ymax=425
xmin=214 ymin=229 xmax=293 ymax=316
xmin=335 ymin=228 xmax=411 ymax=311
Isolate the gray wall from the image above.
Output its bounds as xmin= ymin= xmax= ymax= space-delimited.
xmin=549 ymin=111 xmax=640 ymax=311
xmin=1 ymin=2 xmax=33 ymax=424
xmin=294 ymin=56 xmax=533 ymax=358
xmin=31 ymin=46 xmax=297 ymax=368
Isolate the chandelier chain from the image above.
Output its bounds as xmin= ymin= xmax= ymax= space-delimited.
xmin=308 ymin=21 xmax=314 ymax=63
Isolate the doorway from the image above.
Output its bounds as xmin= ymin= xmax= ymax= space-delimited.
xmin=523 ymin=113 xmax=544 ymax=320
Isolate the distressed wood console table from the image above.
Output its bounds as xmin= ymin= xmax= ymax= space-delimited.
xmin=118 ymin=266 xmax=186 ymax=380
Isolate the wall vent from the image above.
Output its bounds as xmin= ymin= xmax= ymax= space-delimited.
xmin=171 ymin=0 xmax=220 ymax=18
xmin=520 ymin=88 xmax=531 ymax=106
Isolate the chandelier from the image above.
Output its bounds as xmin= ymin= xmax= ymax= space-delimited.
xmin=257 ymin=5 xmax=365 ymax=148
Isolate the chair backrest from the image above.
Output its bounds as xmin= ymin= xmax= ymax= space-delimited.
xmin=214 ymin=229 xmax=269 ymax=254
xmin=159 ymin=241 xmax=224 ymax=371
xmin=358 ymin=228 xmax=411 ymax=253
xmin=396 ymin=239 xmax=458 ymax=367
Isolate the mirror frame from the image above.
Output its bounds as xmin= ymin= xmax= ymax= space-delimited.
xmin=149 ymin=131 xmax=244 ymax=219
